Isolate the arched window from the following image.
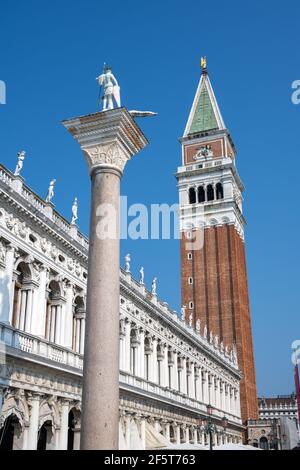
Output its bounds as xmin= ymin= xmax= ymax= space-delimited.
xmin=45 ymin=280 xmax=62 ymax=344
xmin=216 ymin=182 xmax=224 ymax=200
xmin=73 ymin=296 xmax=85 ymax=354
xmin=207 ymin=184 xmax=214 ymax=201
xmin=12 ymin=262 xmax=33 ymax=332
xmin=157 ymin=343 xmax=164 ymax=385
xmin=189 ymin=187 xmax=196 ymax=204
xmin=198 ymin=186 xmax=206 ymax=203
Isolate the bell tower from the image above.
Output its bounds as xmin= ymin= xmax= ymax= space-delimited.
xmin=177 ymin=59 xmax=258 ymax=423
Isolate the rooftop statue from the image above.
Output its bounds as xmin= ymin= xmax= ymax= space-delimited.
xmin=151 ymin=277 xmax=157 ymax=296
xmin=46 ymin=179 xmax=56 ymax=203
xmin=71 ymin=197 xmax=78 ymax=225
xmin=139 ymin=266 xmax=144 ymax=285
xmin=14 ymin=150 xmax=26 ymax=176
xmin=125 ymin=253 xmax=131 ymax=273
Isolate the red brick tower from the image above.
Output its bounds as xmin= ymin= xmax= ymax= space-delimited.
xmin=177 ymin=59 xmax=258 ymax=423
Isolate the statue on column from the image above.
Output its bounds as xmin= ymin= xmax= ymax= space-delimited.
xmin=189 ymin=312 xmax=193 ymax=328
xmin=196 ymin=319 xmax=201 ymax=333
xmin=71 ymin=197 xmax=78 ymax=225
xmin=151 ymin=277 xmax=157 ymax=296
xmin=14 ymin=150 xmax=26 ymax=176
xmin=96 ymin=64 xmax=121 ymax=111
xmin=139 ymin=266 xmax=144 ymax=285
xmin=203 ymin=324 xmax=208 ymax=340
xmin=46 ymin=179 xmax=56 ymax=203
xmin=125 ymin=253 xmax=131 ymax=273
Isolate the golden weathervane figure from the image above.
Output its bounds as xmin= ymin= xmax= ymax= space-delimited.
xmin=201 ymin=56 xmax=207 ymax=70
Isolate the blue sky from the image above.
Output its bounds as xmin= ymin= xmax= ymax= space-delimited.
xmin=0 ymin=0 xmax=299 ymax=396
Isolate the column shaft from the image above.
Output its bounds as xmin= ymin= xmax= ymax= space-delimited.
xmin=80 ymin=168 xmax=120 ymax=450
xmin=27 ymin=396 xmax=40 ymax=450
xmin=60 ymin=401 xmax=69 ymax=450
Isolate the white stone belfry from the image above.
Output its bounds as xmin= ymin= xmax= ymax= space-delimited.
xmin=62 ymin=107 xmax=148 ymax=450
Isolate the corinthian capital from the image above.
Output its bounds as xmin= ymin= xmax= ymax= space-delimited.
xmin=62 ymin=107 xmax=148 ymax=176
xmin=84 ymin=142 xmax=128 ymax=174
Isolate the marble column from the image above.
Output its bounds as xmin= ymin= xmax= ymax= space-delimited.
xmin=215 ymin=378 xmax=220 ymax=409
xmin=80 ymin=318 xmax=85 ymax=355
xmin=220 ymin=382 xmax=224 ymax=411
xmin=162 ymin=344 xmax=168 ymax=387
xmin=139 ymin=329 xmax=145 ymax=378
xmin=0 ymin=244 xmax=15 ymax=324
xmin=50 ymin=305 xmax=56 ymax=343
xmin=124 ymin=320 xmax=131 ymax=373
xmin=125 ymin=414 xmax=131 ymax=450
xmin=27 ymin=393 xmax=40 ymax=450
xmin=190 ymin=363 xmax=195 ymax=399
xmin=73 ymin=425 xmax=81 ymax=450
xmin=19 ymin=290 xmax=27 ymax=331
xmin=151 ymin=338 xmax=158 ymax=383
xmin=185 ymin=426 xmax=189 ymax=443
xmin=175 ymin=425 xmax=181 ymax=445
xmin=140 ymin=416 xmax=146 ymax=450
xmin=63 ymin=107 xmax=148 ymax=450
xmin=164 ymin=421 xmax=170 ymax=442
xmin=63 ymin=283 xmax=73 ymax=348
xmin=225 ymin=385 xmax=230 ymax=413
xmin=173 ymin=351 xmax=178 ymax=390
xmin=32 ymin=266 xmax=48 ymax=336
xmin=24 ymin=288 xmax=33 ymax=333
xmin=236 ymin=389 xmax=241 ymax=418
xmin=60 ymin=400 xmax=70 ymax=450
xmin=193 ymin=427 xmax=198 ymax=444
xmin=55 ymin=304 xmax=62 ymax=345
xmin=182 ymin=358 xmax=187 ymax=394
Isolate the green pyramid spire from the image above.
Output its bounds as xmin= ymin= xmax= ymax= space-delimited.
xmin=188 ymin=81 xmax=218 ymax=134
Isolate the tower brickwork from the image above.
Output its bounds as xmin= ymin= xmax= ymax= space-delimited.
xmin=177 ymin=63 xmax=258 ymax=423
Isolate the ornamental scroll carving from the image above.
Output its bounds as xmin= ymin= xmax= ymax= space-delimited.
xmin=84 ymin=142 xmax=129 ymax=173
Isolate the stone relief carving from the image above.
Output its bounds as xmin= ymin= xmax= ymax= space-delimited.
xmin=17 ymin=221 xmax=28 ymax=239
xmin=193 ymin=144 xmax=213 ymax=160
xmin=5 ymin=213 xmax=16 ymax=231
xmin=40 ymin=237 xmax=50 ymax=254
